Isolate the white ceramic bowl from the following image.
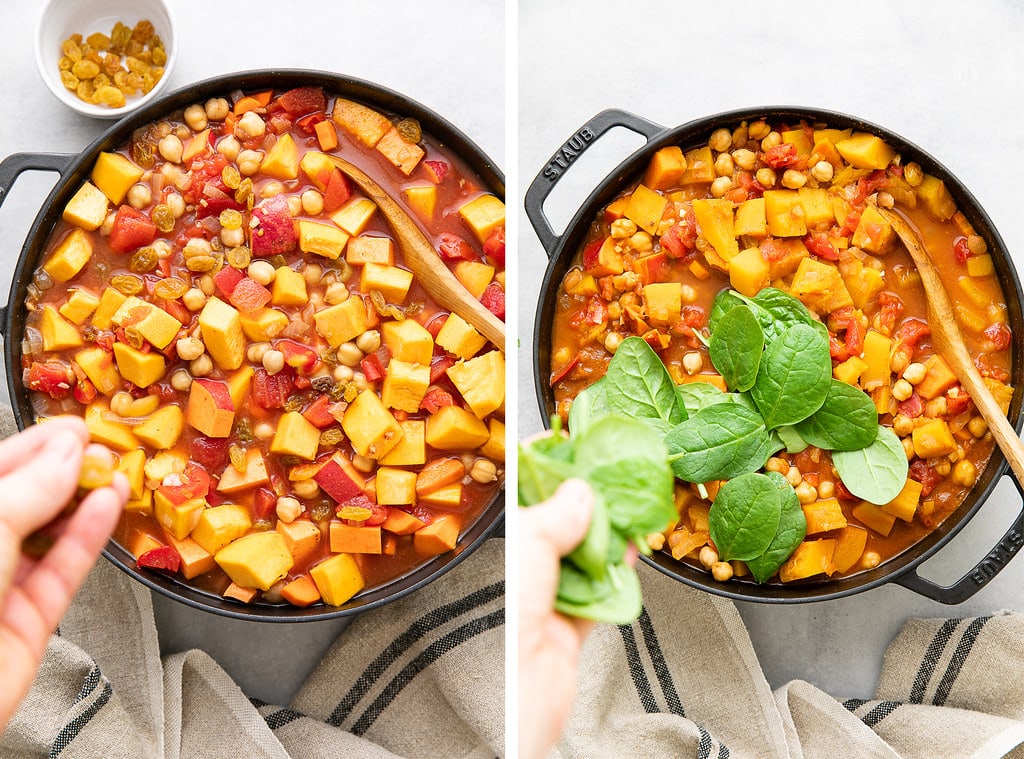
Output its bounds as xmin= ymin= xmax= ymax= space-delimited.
xmin=34 ymin=0 xmax=177 ymax=120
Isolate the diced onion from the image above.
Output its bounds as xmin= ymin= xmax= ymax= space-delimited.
xmin=24 ymin=327 xmax=43 ymax=355
xmin=31 ymin=395 xmax=49 ymax=416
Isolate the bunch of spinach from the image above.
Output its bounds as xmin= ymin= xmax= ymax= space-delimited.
xmin=518 ymin=415 xmax=676 ymax=625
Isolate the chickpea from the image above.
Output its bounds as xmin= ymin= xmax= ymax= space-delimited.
xmin=604 ymin=331 xmax=623 ymax=354
xmin=324 ymin=282 xmax=349 ymax=305
xmin=795 ymin=481 xmax=817 ymax=504
xmin=220 ymin=225 xmax=244 ymax=248
xmin=217 ymin=134 xmax=241 ymax=161
xmin=237 ymin=111 xmax=267 ymax=138
xmin=953 ymin=460 xmax=977 ymax=488
xmin=891 ymin=378 xmax=914 ymax=401
xmin=610 ymin=218 xmax=637 ymax=239
xmin=276 ymin=496 xmax=302 ymax=524
xmin=699 ymin=545 xmax=719 ymax=569
xmin=158 ymin=134 xmax=184 ymax=164
xmin=755 ymin=168 xmax=776 ymax=188
xmin=301 ymin=189 xmax=324 ymax=216
xmin=876 ymin=191 xmax=895 ymax=209
xmin=470 ymin=459 xmax=498 ymax=483
xmin=710 ymin=176 xmax=733 ymax=198
xmin=968 ymin=416 xmax=988 ymax=438
xmin=205 ymin=97 xmax=230 ymax=122
xmin=166 ymin=192 xmax=185 ymax=218
xmin=190 ymin=354 xmax=213 ymax=377
xmin=110 ymin=391 xmax=134 ymax=417
xmin=356 ymin=330 xmax=381 ymax=354
xmin=732 ymin=148 xmax=756 ymax=171
xmin=198 ymin=274 xmax=216 ymax=296
xmin=646 ymin=533 xmax=666 ymax=552
xmin=183 ymin=288 xmax=207 ymax=311
xmin=170 ymin=369 xmax=192 ymax=392
xmin=681 ymin=284 xmax=697 ymax=304
xmin=711 ymin=561 xmax=734 ymax=582
xmin=184 ymin=104 xmax=208 ymax=132
xmin=748 ymin=121 xmax=770 ymax=140
xmin=810 ymin=160 xmax=834 ymax=183
xmin=353 ymin=372 xmax=369 ymax=392
xmin=902 ymin=438 xmax=916 ymax=461
xmin=708 ymin=128 xmax=732 ymax=153
xmin=760 ymin=131 xmax=782 ymax=151
xmin=127 ymin=183 xmax=152 ymax=209
xmin=248 ymin=260 xmax=276 ymax=285
xmin=159 ymin=162 xmax=182 ymax=185
xmin=781 ymin=169 xmax=807 ymax=189
xmin=925 ymin=397 xmax=948 ymax=418
xmin=254 ymin=421 xmax=275 ymax=440
xmin=337 ymin=342 xmax=364 ymax=367
xmin=889 ymin=345 xmax=911 ymax=375
xmin=786 ymin=466 xmax=802 ymax=487
xmin=682 ymin=351 xmax=703 ymax=375
xmin=293 ymin=478 xmax=320 ymax=499
xmin=352 ymin=454 xmax=375 ymax=474
xmin=902 ymin=362 xmax=926 ymax=385
xmin=967 ymin=235 xmax=987 ymax=255
xmin=714 ymin=153 xmax=734 ymax=177
xmin=935 ymin=459 xmax=952 ymax=477
xmin=861 ymin=551 xmax=882 ymax=569
xmin=100 ymin=211 xmax=116 ymax=236
xmin=260 ymin=180 xmax=285 ymax=199
xmin=817 ymin=480 xmax=835 ymax=499
xmin=237 ymin=149 xmax=264 ymax=176
xmin=892 ymin=414 xmax=915 ymax=437
xmin=284 ymin=196 xmax=300 ymax=216
xmin=175 ymin=123 xmax=191 ymax=140
xmin=903 ymin=162 xmax=923 ymax=187
xmin=333 ymin=364 xmax=354 ymax=383
xmin=765 ymin=457 xmax=789 ymax=474
xmin=262 ymin=349 xmax=285 ymax=375
xmin=176 ymin=336 xmax=205 ymax=361
xmin=184 ymin=238 xmax=212 ymax=258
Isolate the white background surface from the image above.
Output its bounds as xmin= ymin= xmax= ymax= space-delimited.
xmin=519 ymin=0 xmax=1024 ymax=699
xmin=0 ymin=0 xmax=503 ymax=705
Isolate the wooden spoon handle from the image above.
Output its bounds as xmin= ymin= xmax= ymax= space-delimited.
xmin=328 ymin=155 xmax=505 ymax=352
xmin=879 ymin=207 xmax=1024 ymax=484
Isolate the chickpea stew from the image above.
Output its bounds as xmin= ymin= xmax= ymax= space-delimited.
xmin=24 ymin=86 xmax=506 ymax=608
xmin=550 ymin=118 xmax=1013 ymax=586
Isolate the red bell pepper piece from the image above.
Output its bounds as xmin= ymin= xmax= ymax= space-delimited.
xmin=277 ymin=86 xmax=326 ymax=117
xmin=109 ymin=206 xmax=158 ymax=253
xmin=229 ymin=277 xmax=272 ymax=313
xmin=480 ymin=283 xmax=505 ymax=320
xmin=483 ymin=226 xmax=505 ymax=268
xmin=137 ymin=547 xmax=181 ymax=573
xmin=360 ymin=354 xmax=386 ymax=382
xmin=438 ymin=233 xmax=479 ymax=261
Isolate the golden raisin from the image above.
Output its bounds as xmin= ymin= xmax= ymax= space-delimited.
xmin=95 ymin=86 xmax=126 ymax=108
xmin=221 ymin=166 xmax=241 ymax=190
xmin=60 ymin=71 xmax=79 ymax=91
xmin=71 ymin=59 xmax=100 ymax=79
xmin=226 ymin=246 xmax=251 ymax=269
xmin=111 ymin=274 xmax=144 ymax=295
xmin=87 ymin=32 xmax=111 ymax=50
xmin=153 ymin=278 xmax=189 ymax=300
xmin=219 ymin=209 xmax=243 ymax=229
xmin=338 ymin=505 xmax=372 ymax=522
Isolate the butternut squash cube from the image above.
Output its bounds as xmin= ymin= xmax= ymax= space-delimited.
xmin=186 ymin=378 xmax=235 ymax=438
xmin=967 ymin=254 xmax=994 ymax=278
xmin=165 ymin=535 xmax=217 ymax=579
xmin=330 ymin=197 xmax=377 ymax=236
xmin=330 ymin=523 xmax=382 ymax=554
xmin=113 ymin=297 xmax=183 ymax=350
xmin=40 ymin=306 xmax=83 ymax=351
xmin=116 ymin=449 xmax=146 ymax=500
xmin=384 ymin=319 xmax=435 ymax=365
xmin=861 ymin=330 xmax=892 ymax=391
xmin=276 ymin=519 xmax=321 ymax=563
xmin=59 ymin=288 xmax=100 ymax=325
xmin=124 ymin=487 xmax=153 ymax=516
xmin=425 ymin=405 xmax=490 ymax=450
xmin=76 ymin=347 xmax=120 ymax=397
xmin=781 ymin=129 xmax=814 ymax=157
xmin=837 ymin=249 xmax=886 ymax=309
xmin=239 ymin=308 xmax=289 ymax=342
xmin=779 ymin=539 xmax=837 ymax=582
xmin=134 ymin=405 xmax=184 ymax=450
xmin=182 ymin=128 xmax=211 ymax=163
xmin=154 ymin=491 xmax=205 ymax=541
xmin=298 ymin=151 xmax=337 ymax=190
xmin=310 ymin=552 xmax=364 ymax=606
xmin=192 ymin=504 xmax=252 ymax=555
xmin=763 ymin=238 xmax=809 ymax=280
xmin=260 ymin=133 xmax=299 ymax=180
xmin=299 ymin=220 xmax=349 ymax=260
xmin=643 ymin=146 xmax=688 ymax=190
xmin=734 ymin=198 xmax=767 ymax=238
xmin=458 ymin=194 xmax=505 ymax=244
xmin=764 ymin=190 xmax=807 ymax=237
xmin=419 ymin=483 xmax=463 ymax=509
xmin=332 ymin=98 xmax=391 ymax=147
xmin=446 ymin=351 xmax=505 ymax=419
xmin=790 ymin=258 xmax=853 ymax=314
xmin=62 ymin=181 xmax=109 ymax=230
xmin=414 ymin=515 xmax=460 ymax=556
xmin=912 ymin=418 xmax=957 ymax=459
xmin=342 ymin=389 xmax=404 ymax=459
xmin=382 ymin=359 xmax=430 ymax=414
xmin=347 ymin=236 xmax=395 ymax=266
xmin=882 ymin=478 xmax=922 ymax=522
xmin=851 ymin=205 xmax=894 ymax=253
xmin=215 ymin=532 xmax=294 ymax=591
xmin=680 ymin=146 xmax=715 ymax=184
xmin=382 ymin=509 xmax=426 ymax=536
xmin=92 ymin=287 xmax=127 ymax=330
xmin=434 ymin=313 xmax=484 ymax=361
xmin=480 ymin=419 xmax=505 ymax=462
xmin=797 ymin=188 xmax=834 ymax=227
xmin=917 ymin=355 xmax=958 ymax=400
xmin=813 ymin=128 xmax=852 ymax=146
xmin=376 ymin=127 xmax=425 ymax=175
xmin=91 ymin=151 xmax=144 ymax=204
xmin=831 ymin=526 xmax=869 ymax=574
xmin=833 ymin=356 xmax=868 ymax=385
xmin=380 ymin=420 xmax=426 ymax=466
xmin=375 ymin=467 xmax=417 ymax=505
xmin=852 ymin=501 xmax=896 ymax=536
xmin=315 ymin=297 xmax=367 ymax=347
xmin=216 ymin=449 xmax=270 ymax=493
xmin=623 ymin=185 xmax=668 ymax=236
xmin=270 ymin=411 xmax=321 ymax=460
xmin=85 ymin=401 xmax=138 ymax=450
xmin=643 ymin=282 xmax=682 ymax=326
xmin=802 ymin=498 xmax=848 ymax=535
xmin=984 ymin=378 xmax=1014 ymax=416
xmin=360 ymin=263 xmax=413 ymax=303
xmin=452 ymin=261 xmax=495 ymax=300
xmin=693 ymin=199 xmax=738 ymax=260
xmin=584 ymin=237 xmax=623 ymax=277
xmin=916 ymin=174 xmax=956 ymax=221
xmin=728 ymin=246 xmax=769 ymax=297
xmin=403 ymin=185 xmax=436 ymax=221
xmin=112 ymin=342 xmax=164 ymax=388
xmin=835 ymin=133 xmax=895 ymax=170
xmin=270 ymin=266 xmax=308 ymax=306
xmin=43 ymin=229 xmax=93 ymax=283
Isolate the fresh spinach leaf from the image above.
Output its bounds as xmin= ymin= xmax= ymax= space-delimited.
xmin=565 ymin=490 xmax=610 ymax=580
xmin=794 ymin=379 xmax=879 ymax=451
xmin=587 ymin=457 xmax=676 ymax=536
xmin=750 ymin=323 xmax=831 ymax=429
xmin=709 ymin=289 xmax=746 ymax=332
xmin=775 ymin=425 xmax=808 ymax=454
xmin=666 ymin=403 xmax=776 ymax=482
xmin=573 ymin=415 xmax=668 ymax=467
xmin=555 ymin=561 xmax=642 ymax=625
xmin=603 ymin=337 xmax=685 ymax=427
xmin=557 ymin=561 xmax=610 ymax=605
xmin=676 ymin=381 xmax=730 ymax=414
xmin=708 ymin=472 xmax=783 ymax=561
xmin=832 ymin=425 xmax=909 ymax=505
xmin=517 ymin=438 xmax=575 ymax=505
xmin=745 ymin=472 xmax=807 ymax=583
xmin=709 ymin=306 xmax=764 ymax=392
xmin=568 ymin=377 xmax=609 ymax=435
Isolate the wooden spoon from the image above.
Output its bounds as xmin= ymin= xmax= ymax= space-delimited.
xmin=327 ymin=155 xmax=505 ymax=351
xmin=879 ymin=206 xmax=1024 ymax=482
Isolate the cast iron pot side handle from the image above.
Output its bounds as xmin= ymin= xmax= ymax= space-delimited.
xmin=524 ymin=109 xmax=665 ymax=256
xmin=895 ymin=473 xmax=1024 ymax=604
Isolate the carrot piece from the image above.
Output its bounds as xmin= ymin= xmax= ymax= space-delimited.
xmin=233 ymin=90 xmax=274 ymax=115
xmin=315 ymin=120 xmax=339 ymax=152
xmin=223 ymin=582 xmax=259 ymax=603
xmin=415 ymin=457 xmax=466 ymax=495
xmin=414 ymin=515 xmax=460 ymax=556
xmin=329 ymin=523 xmax=383 ymax=554
xmin=281 ymin=576 xmax=321 ymax=607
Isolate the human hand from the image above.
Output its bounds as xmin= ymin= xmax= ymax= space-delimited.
xmin=518 ymin=478 xmax=595 ymax=759
xmin=0 ymin=417 xmax=128 ymax=734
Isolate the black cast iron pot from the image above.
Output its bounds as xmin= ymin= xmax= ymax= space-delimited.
xmin=526 ymin=106 xmax=1024 ymax=605
xmin=0 ymin=69 xmax=505 ymax=622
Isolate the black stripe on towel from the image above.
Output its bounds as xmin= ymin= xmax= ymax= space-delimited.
xmin=327 ymin=581 xmax=504 ymax=727
xmin=909 ymin=618 xmax=959 ymax=703
xmin=842 ymin=698 xmax=868 ymax=712
xmin=861 ymin=700 xmax=902 ymax=727
xmin=72 ymin=665 xmax=102 ymax=705
xmin=265 ymin=707 xmax=305 ymax=731
xmin=50 ymin=680 xmax=113 ymax=757
xmin=617 ymin=623 xmax=659 ymax=714
xmin=350 ymin=608 xmax=505 ymax=736
xmin=637 ymin=608 xmax=685 ymax=716
xmin=932 ymin=616 xmax=989 ymax=707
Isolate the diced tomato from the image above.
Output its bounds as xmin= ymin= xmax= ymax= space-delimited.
xmin=827 ymin=307 xmax=864 ymax=361
xmin=252 ymin=368 xmax=293 ymax=409
xmin=159 ymin=464 xmax=211 ymax=505
xmin=183 ymin=154 xmax=230 ymax=204
xmin=360 ymin=354 xmax=386 ymax=382
xmin=894 ymin=318 xmax=931 ymax=349
xmin=137 ymin=547 xmax=181 ymax=573
xmin=481 ymin=283 xmax=505 ymax=320
xmin=293 ymin=376 xmax=311 ymax=390
xmin=425 ymin=313 xmax=448 ymax=339
xmin=73 ymin=379 xmax=97 ymax=405
xmin=195 ymin=193 xmax=245 ymax=220
xmin=267 ymin=112 xmax=293 ymax=135
xmin=581 ymin=238 xmax=604 ymax=271
xmin=430 ymin=355 xmax=457 ymax=384
xmin=229 ymin=277 xmax=273 ymax=313
xmin=661 ymin=208 xmax=699 ymax=260
xmin=985 ymin=322 xmax=1012 ymax=351
xmin=584 ymin=297 xmax=606 ymax=326
xmin=322 ymin=169 xmax=352 ymax=212
xmin=424 ymin=160 xmax=449 ymax=184
xmin=296 ymin=112 xmax=326 ymax=134
xmin=277 ymin=339 xmax=319 ymax=374
xmin=27 ymin=361 xmax=73 ymax=400
xmin=253 ymin=487 xmax=278 ymax=520
xmin=909 ymin=459 xmax=943 ymax=497
xmin=876 ymin=292 xmax=905 ymax=334
xmin=189 ymin=435 xmax=230 ymax=469
xmin=147 ymin=381 xmax=177 ymax=402
xmin=804 ymin=231 xmax=839 ymax=261
xmin=839 ymin=209 xmax=861 ymax=237
xmin=852 ymin=170 xmax=889 ymax=207
xmin=421 ymin=387 xmax=455 ymax=414
xmin=302 ymin=395 xmax=336 ymax=429
xmin=735 ymin=170 xmax=765 ymax=199
xmin=109 ymin=206 xmax=158 ymax=253
xmin=277 ymin=86 xmax=326 ymax=117
xmin=946 ymin=387 xmax=972 ymax=416
xmin=953 ymin=237 xmax=971 ymax=265
xmin=213 ymin=266 xmax=245 ymax=297
xmin=762 ymin=143 xmax=799 ymax=169
xmin=438 ymin=233 xmax=479 ymax=261
xmin=897 ymin=393 xmax=923 ymax=418
xmin=835 ymin=480 xmax=858 ymax=502
xmin=681 ymin=305 xmax=707 ymax=329
xmin=366 ymin=501 xmax=389 ymax=527
xmin=483 ymin=226 xmax=505 ymax=268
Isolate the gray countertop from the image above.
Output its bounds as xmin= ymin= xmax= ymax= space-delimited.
xmin=0 ymin=0 xmax=503 ymax=706
xmin=518 ymin=0 xmax=1024 ymax=699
